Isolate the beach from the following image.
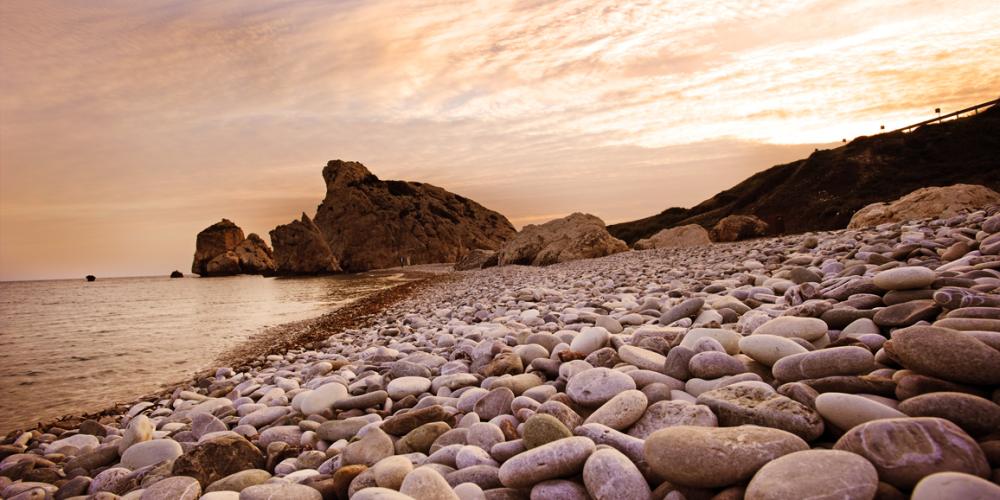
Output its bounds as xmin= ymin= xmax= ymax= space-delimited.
xmin=2 ymin=209 xmax=999 ymax=499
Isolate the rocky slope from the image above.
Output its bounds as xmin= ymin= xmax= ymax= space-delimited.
xmin=311 ymin=160 xmax=516 ymax=272
xmin=269 ymin=214 xmax=342 ymax=276
xmin=191 ymin=220 xmax=275 ymax=276
xmin=5 ymin=206 xmax=1000 ymax=499
xmin=609 ymin=103 xmax=1000 ymax=245
xmin=496 ymin=213 xmax=628 ymax=266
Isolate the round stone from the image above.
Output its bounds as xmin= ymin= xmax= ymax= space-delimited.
xmin=399 ymin=467 xmax=458 ymax=500
xmin=299 ymin=383 xmax=349 ymax=416
xmin=643 ymin=425 xmax=808 ymax=488
xmin=873 ymin=266 xmax=936 ymax=290
xmin=745 ymin=450 xmax=878 ymax=500
xmin=889 ymin=326 xmax=1000 ymax=385
xmin=206 ymin=470 xmax=271 ymax=493
xmin=373 ymin=456 xmax=413 ymax=490
xmin=898 ymin=392 xmax=1000 ymax=437
xmin=350 ymin=487 xmax=412 ymax=500
xmin=679 ymin=328 xmax=742 ymax=354
xmin=118 ymin=415 xmax=155 ymax=453
xmin=752 ymin=316 xmax=828 ymax=341
xmin=627 ymin=400 xmax=717 ymax=439
xmin=771 ymin=346 xmax=875 ymax=382
xmin=583 ymin=390 xmax=648 ymax=431
xmin=696 ymin=382 xmax=824 ymax=441
xmin=738 ymin=335 xmax=809 ymax=366
xmin=238 ymin=483 xmax=322 ymax=500
xmin=833 ymin=417 xmax=990 ymax=489
xmin=688 ymin=351 xmax=746 ymax=378
xmin=570 ymin=327 xmax=610 ymax=355
xmin=566 ymin=368 xmax=636 ymax=408
xmin=582 ymin=447 xmax=651 ymax=500
xmin=911 ymin=472 xmax=1000 ymax=500
xmin=498 ymin=437 xmax=596 ymax=489
xmin=617 ymin=345 xmax=667 ymax=371
xmin=814 ymin=392 xmax=906 ymax=431
xmin=522 ymin=414 xmax=573 ymax=449
xmin=142 ymin=476 xmax=202 ymax=500
xmin=386 ymin=377 xmax=432 ymax=399
xmin=120 ymin=439 xmax=183 ymax=470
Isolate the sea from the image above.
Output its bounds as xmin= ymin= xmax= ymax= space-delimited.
xmin=0 ymin=273 xmax=412 ymax=435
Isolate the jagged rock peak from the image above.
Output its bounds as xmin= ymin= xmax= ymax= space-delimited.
xmin=269 ymin=212 xmax=341 ymax=275
xmin=322 ymin=159 xmax=376 ymax=188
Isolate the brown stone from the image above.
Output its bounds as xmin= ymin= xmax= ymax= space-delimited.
xmin=697 ymin=382 xmax=824 ymax=441
xmin=171 ymin=434 xmax=265 ymax=487
xmin=269 ymin=213 xmax=341 ymax=275
xmin=898 ymin=392 xmax=1000 ymax=436
xmin=873 ymin=300 xmax=940 ymax=327
xmin=381 ymin=405 xmax=450 ymax=436
xmin=889 ymin=325 xmax=1000 ymax=385
xmin=497 ymin=213 xmax=628 ymax=266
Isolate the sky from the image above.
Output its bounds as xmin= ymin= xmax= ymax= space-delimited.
xmin=1 ymin=0 xmax=998 ymax=281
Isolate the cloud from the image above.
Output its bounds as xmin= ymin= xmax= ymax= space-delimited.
xmin=1 ymin=0 xmax=998 ymax=279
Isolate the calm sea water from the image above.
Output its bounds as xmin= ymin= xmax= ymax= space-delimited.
xmin=0 ymin=273 xmax=409 ymax=434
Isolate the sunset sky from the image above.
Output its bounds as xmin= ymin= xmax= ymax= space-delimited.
xmin=1 ymin=0 xmax=998 ymax=280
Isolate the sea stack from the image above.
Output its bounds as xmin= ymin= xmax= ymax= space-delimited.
xmin=269 ymin=213 xmax=341 ymax=275
xmin=307 ymin=160 xmax=516 ymax=272
xmin=191 ymin=219 xmax=276 ymax=276
xmin=170 ymin=270 xmax=183 ymax=278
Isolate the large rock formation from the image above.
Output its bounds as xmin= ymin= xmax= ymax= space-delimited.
xmin=711 ymin=215 xmax=769 ymax=242
xmin=269 ymin=213 xmax=342 ymax=275
xmin=634 ymin=224 xmax=711 ymax=250
xmin=848 ymin=184 xmax=1000 ymax=229
xmin=310 ymin=160 xmax=516 ymax=272
xmin=497 ymin=213 xmax=628 ymax=266
xmin=454 ymin=249 xmax=498 ymax=271
xmin=191 ymin=219 xmax=276 ymax=276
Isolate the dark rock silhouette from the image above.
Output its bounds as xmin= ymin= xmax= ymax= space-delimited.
xmin=170 ymin=271 xmax=184 ymax=278
xmin=85 ymin=275 xmax=96 ymax=282
xmin=609 ymin=103 xmax=1000 ymax=244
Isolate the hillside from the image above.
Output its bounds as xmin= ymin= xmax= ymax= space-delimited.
xmin=608 ymin=102 xmax=1000 ymax=244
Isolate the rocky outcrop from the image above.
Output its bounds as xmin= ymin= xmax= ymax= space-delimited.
xmin=634 ymin=224 xmax=711 ymax=250
xmin=269 ymin=213 xmax=341 ymax=275
xmin=497 ymin=213 xmax=628 ymax=266
xmin=191 ymin=219 xmax=276 ymax=276
xmin=711 ymin=215 xmax=769 ymax=242
xmin=311 ymin=160 xmax=516 ymax=272
xmin=454 ymin=249 xmax=498 ymax=271
xmin=170 ymin=271 xmax=183 ymax=278
xmin=848 ymin=184 xmax=1000 ymax=229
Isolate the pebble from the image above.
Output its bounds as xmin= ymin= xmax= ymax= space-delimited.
xmin=387 ymin=376 xmax=432 ymax=399
xmin=522 ymin=414 xmax=572 ymax=449
xmin=889 ymin=325 xmax=1000 ymax=385
xmin=120 ymin=439 xmax=183 ymax=470
xmin=752 ymin=316 xmax=828 ymax=341
xmin=814 ymin=392 xmax=907 ymax=431
xmin=771 ymin=346 xmax=874 ymax=382
xmin=897 ymin=391 xmax=1000 ymax=436
xmin=582 ymin=447 xmax=651 ymax=500
xmin=399 ymin=467 xmax=459 ymax=500
xmin=738 ymin=334 xmax=809 ymax=366
xmin=911 ymin=472 xmax=1000 ymax=500
xmin=140 ymin=476 xmax=201 ymax=500
xmin=239 ymin=483 xmax=322 ymax=500
xmin=626 ymin=400 xmax=717 ymax=439
xmin=643 ymin=425 xmax=808 ymax=488
xmin=745 ymin=450 xmax=879 ymax=500
xmin=565 ymin=367 xmax=636 ymax=408
xmin=498 ymin=437 xmax=596 ymax=489
xmin=873 ymin=266 xmax=937 ymax=290
xmin=582 ymin=390 xmax=647 ymax=430
xmin=696 ymin=382 xmax=824 ymax=441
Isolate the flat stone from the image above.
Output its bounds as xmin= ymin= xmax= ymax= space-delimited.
xmin=238 ymin=483 xmax=322 ymax=500
xmin=833 ymin=417 xmax=990 ymax=489
xmin=317 ymin=416 xmax=375 ymax=442
xmin=583 ymin=390 xmax=647 ymax=431
xmin=474 ymin=387 xmax=514 ymax=420
xmin=688 ymin=351 xmax=746 ymax=378
xmin=898 ymin=392 xmax=1000 ymax=436
xmin=565 ymin=368 xmax=636 ymax=408
xmin=396 ymin=422 xmax=451 ymax=454
xmin=530 ymin=480 xmax=590 ymax=500
xmin=659 ymin=298 xmax=704 ymax=326
xmin=140 ymin=476 xmax=201 ymax=500
xmin=679 ymin=328 xmax=742 ymax=354
xmin=382 ymin=405 xmax=450 ymax=436
xmin=696 ymin=382 xmax=824 ymax=441
xmin=386 ymin=376 xmax=432 ymax=399
xmin=582 ymin=447 xmax=651 ymax=500
xmin=738 ymin=335 xmax=809 ymax=366
xmin=889 ymin=325 xmax=1000 ymax=385
xmin=351 ymin=487 xmax=412 ymax=499
xmin=498 ymin=437 xmax=596 ymax=489
xmin=119 ymin=415 xmax=155 ymax=454
xmin=771 ymin=346 xmax=874 ymax=382
xmin=873 ymin=300 xmax=940 ymax=327
xmin=299 ymin=382 xmax=349 ymax=416
xmin=752 ymin=316 xmax=827 ymax=341
xmin=343 ymin=428 xmax=395 ymax=467
xmin=120 ymin=439 xmax=183 ymax=470
xmin=911 ymin=472 xmax=1000 ymax=500
xmin=205 ymin=469 xmax=271 ymax=493
xmin=617 ymin=345 xmax=666 ymax=371
xmin=373 ymin=456 xmax=413 ymax=490
xmin=627 ymin=400 xmax=717 ymax=439
xmin=873 ymin=266 xmax=937 ymax=290
xmin=643 ymin=425 xmax=808 ymax=488
xmin=745 ymin=450 xmax=879 ymax=500
xmin=570 ymin=327 xmax=610 ymax=355
xmin=814 ymin=392 xmax=906 ymax=431
xmin=522 ymin=414 xmax=572 ymax=449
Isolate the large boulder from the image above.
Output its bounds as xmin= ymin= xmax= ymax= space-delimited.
xmin=497 ymin=213 xmax=628 ymax=266
xmin=710 ymin=215 xmax=768 ymax=242
xmin=269 ymin=213 xmax=342 ymax=275
xmin=191 ymin=219 xmax=276 ymax=276
xmin=312 ymin=160 xmax=516 ymax=272
xmin=848 ymin=184 xmax=1000 ymax=229
xmin=454 ymin=249 xmax=498 ymax=271
xmin=634 ymin=224 xmax=711 ymax=250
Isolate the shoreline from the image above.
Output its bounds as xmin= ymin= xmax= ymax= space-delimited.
xmin=2 ymin=269 xmax=459 ymax=438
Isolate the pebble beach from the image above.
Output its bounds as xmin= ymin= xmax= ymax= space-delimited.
xmin=3 ymin=208 xmax=1000 ymax=500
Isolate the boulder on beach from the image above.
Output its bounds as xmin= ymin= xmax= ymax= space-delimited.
xmin=191 ymin=219 xmax=276 ymax=277
xmin=634 ymin=224 xmax=711 ymax=250
xmin=497 ymin=213 xmax=629 ymax=266
xmin=848 ymin=184 xmax=1000 ymax=229
xmin=311 ymin=160 xmax=516 ymax=272
xmin=170 ymin=270 xmax=183 ymax=278
xmin=710 ymin=214 xmax=769 ymax=242
xmin=454 ymin=249 xmax=498 ymax=270
xmin=85 ymin=275 xmax=96 ymax=282
xmin=269 ymin=213 xmax=342 ymax=275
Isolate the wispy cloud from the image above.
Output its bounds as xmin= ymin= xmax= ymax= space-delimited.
xmin=1 ymin=0 xmax=998 ymax=279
